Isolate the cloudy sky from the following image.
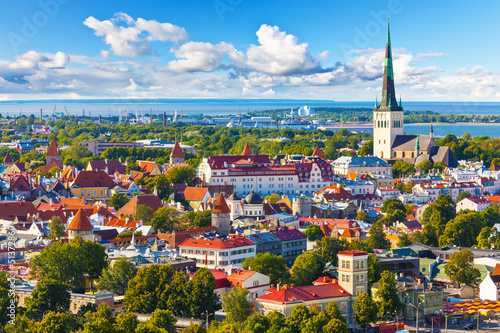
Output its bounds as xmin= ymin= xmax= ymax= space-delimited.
xmin=0 ymin=0 xmax=498 ymax=101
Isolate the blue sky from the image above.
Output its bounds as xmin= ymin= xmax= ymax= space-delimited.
xmin=0 ymin=0 xmax=498 ymax=101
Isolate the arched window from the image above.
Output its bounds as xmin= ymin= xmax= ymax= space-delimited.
xmin=411 ymin=152 xmax=414 ymax=158
xmin=380 ymin=151 xmax=384 ymax=158
xmin=402 ymin=152 xmax=406 ymax=158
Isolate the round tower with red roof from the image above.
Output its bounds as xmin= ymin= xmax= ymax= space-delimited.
xmin=67 ymin=208 xmax=94 ymax=241
xmin=46 ymin=138 xmax=62 ymax=165
xmin=212 ymin=193 xmax=231 ymax=235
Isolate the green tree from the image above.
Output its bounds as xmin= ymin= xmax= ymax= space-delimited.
xmin=439 ymin=212 xmax=485 ymax=247
xmin=303 ymin=225 xmax=324 ymax=242
xmin=367 ymin=254 xmax=381 ymax=285
xmin=110 ymin=193 xmax=129 ymax=210
xmin=375 ymin=271 xmax=404 ymax=318
xmin=114 ymin=312 xmax=139 ymax=333
xmin=184 ymin=268 xmax=220 ymax=319
xmin=165 ymin=165 xmax=196 ymax=184
xmin=26 ymin=278 xmax=70 ymax=313
xmin=392 ymin=160 xmax=415 ymax=178
xmin=48 ymin=216 xmax=65 ymax=240
xmin=456 ymin=191 xmax=472 ymax=203
xmin=151 ymin=207 xmax=180 ymax=232
xmin=264 ymin=193 xmax=281 ymax=204
xmin=221 ymin=288 xmax=253 ymax=323
xmin=3 ymin=314 xmax=34 ymax=333
xmin=325 ymin=300 xmax=345 ymax=323
xmin=397 ymin=233 xmax=412 ymax=248
xmin=33 ymin=312 xmax=73 ymax=333
xmin=181 ymin=323 xmax=206 ymax=333
xmin=99 ymin=257 xmax=138 ymax=295
xmin=444 ymin=249 xmax=481 ymax=287
xmin=290 ymin=252 xmax=324 ymax=286
xmin=243 ymin=313 xmax=269 ymax=333
xmin=79 ymin=239 xmax=108 ymax=290
xmin=135 ymin=204 xmax=153 ymax=224
xmin=416 ymin=159 xmax=432 ymax=173
xmin=303 ymin=312 xmax=329 ymax=333
xmin=381 ymin=198 xmax=405 ymax=214
xmin=477 ymin=227 xmax=500 ymax=249
xmin=126 ymin=163 xmax=142 ymax=174
xmin=147 ymin=309 xmax=177 ymax=333
xmin=434 ymin=161 xmax=447 ymax=172
xmin=284 ymin=304 xmax=311 ymax=333
xmin=356 ymin=209 xmax=368 ymax=222
xmin=242 ymin=253 xmax=290 ymax=285
xmin=315 ymin=236 xmax=349 ymax=266
xmin=0 ymin=273 xmax=14 ymax=326
xmin=323 ymin=318 xmax=348 ymax=333
xmin=353 ymin=292 xmax=378 ymax=329
xmin=368 ymin=221 xmax=390 ymax=249
xmin=358 ymin=140 xmax=373 ymax=156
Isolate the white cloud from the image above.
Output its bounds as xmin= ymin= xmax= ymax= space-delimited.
xmin=168 ymin=42 xmax=243 ymax=72
xmin=246 ymin=24 xmax=323 ymax=75
xmin=125 ymin=78 xmax=138 ymax=91
xmin=262 ymin=88 xmax=276 ymax=96
xmin=84 ymin=12 xmax=188 ymax=57
xmin=415 ymin=52 xmax=449 ymax=61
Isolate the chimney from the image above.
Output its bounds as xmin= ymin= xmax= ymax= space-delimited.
xmin=276 ymin=283 xmax=280 ymax=291
xmin=290 ymin=284 xmax=295 ymax=289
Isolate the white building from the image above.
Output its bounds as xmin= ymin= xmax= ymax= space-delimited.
xmin=479 ymin=272 xmax=500 ymax=301
xmin=375 ymin=187 xmax=401 ymax=201
xmin=457 ymin=196 xmax=492 ymax=213
xmin=179 ymin=235 xmax=256 ymax=269
xmin=332 ymin=156 xmax=393 ymax=177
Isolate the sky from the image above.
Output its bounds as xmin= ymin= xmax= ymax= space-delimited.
xmin=0 ymin=0 xmax=498 ymax=101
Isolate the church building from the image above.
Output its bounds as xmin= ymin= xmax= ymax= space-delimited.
xmin=373 ymin=23 xmax=458 ymax=168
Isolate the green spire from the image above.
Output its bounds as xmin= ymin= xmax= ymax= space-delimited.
xmin=399 ymin=95 xmax=402 ymax=108
xmin=375 ymin=96 xmax=378 ymax=108
xmin=378 ymin=19 xmax=399 ymax=111
xmin=416 ymin=134 xmax=420 ymax=150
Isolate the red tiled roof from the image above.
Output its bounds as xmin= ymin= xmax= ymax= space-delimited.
xmin=212 ymin=193 xmax=230 ymax=213
xmin=73 ymin=170 xmax=116 ymax=188
xmin=492 ymin=264 xmax=500 ymax=276
xmin=67 ymin=208 xmax=93 ymax=230
xmin=9 ymin=175 xmax=31 ymax=192
xmin=179 ymin=235 xmax=255 ymax=249
xmin=46 ymin=138 xmax=60 ymax=156
xmin=206 ymin=155 xmax=271 ymax=169
xmin=136 ymin=161 xmax=159 ymax=174
xmin=340 ymin=228 xmax=361 ymax=238
xmin=312 ymin=146 xmax=325 ymax=159
xmin=256 ymin=283 xmax=350 ymax=303
xmin=60 ymin=198 xmax=85 ymax=206
xmin=271 ymin=227 xmax=306 ymax=241
xmin=210 ymin=269 xmax=232 ymax=289
xmin=184 ymin=187 xmax=209 ymax=201
xmin=116 ymin=195 xmax=163 ymax=217
xmin=170 ymin=141 xmax=185 ymax=158
xmin=227 ymin=270 xmax=256 ymax=283
xmin=338 ymin=250 xmax=368 ymax=257
xmin=0 ymin=201 xmax=37 ymax=221
xmin=88 ymin=160 xmax=126 ymax=175
xmin=313 ymin=276 xmax=338 ymax=285
xmin=38 ymin=159 xmax=63 ymax=173
xmin=38 ymin=209 xmax=78 ymax=224
xmin=241 ymin=143 xmax=252 ymax=155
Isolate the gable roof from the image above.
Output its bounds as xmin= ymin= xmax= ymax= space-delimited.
xmin=46 ymin=138 xmax=60 ymax=156
xmin=184 ymin=187 xmax=209 ymax=201
xmin=9 ymin=175 xmax=31 ymax=192
xmin=4 ymin=152 xmax=13 ymax=164
xmin=73 ymin=170 xmax=116 ymax=188
xmin=136 ymin=161 xmax=160 ymax=174
xmin=67 ymin=208 xmax=94 ymax=230
xmin=170 ymin=141 xmax=185 ymax=158
xmin=392 ymin=134 xmax=434 ymax=151
xmin=256 ymin=283 xmax=350 ymax=303
xmin=88 ymin=160 xmax=126 ymax=175
xmin=179 ymin=235 xmax=255 ymax=249
xmin=38 ymin=159 xmax=63 ymax=173
xmin=212 ymin=193 xmax=230 ymax=213
xmin=0 ymin=201 xmax=37 ymax=221
xmin=116 ymin=195 xmax=163 ymax=217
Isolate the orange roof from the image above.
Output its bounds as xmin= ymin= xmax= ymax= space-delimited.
xmin=256 ymin=283 xmax=350 ymax=303
xmin=60 ymin=198 xmax=85 ymax=206
xmin=227 ymin=270 xmax=256 ymax=283
xmin=340 ymin=228 xmax=361 ymax=238
xmin=212 ymin=193 xmax=230 ymax=213
xmin=183 ymin=187 xmax=209 ymax=201
xmin=492 ymin=264 xmax=500 ymax=276
xmin=170 ymin=141 xmax=185 ymax=158
xmin=312 ymin=146 xmax=325 ymax=159
xmin=338 ymin=250 xmax=368 ymax=257
xmin=67 ymin=208 xmax=93 ymax=231
xmin=241 ymin=143 xmax=252 ymax=155
xmin=46 ymin=138 xmax=60 ymax=156
xmin=106 ymin=218 xmax=140 ymax=230
xmin=136 ymin=161 xmax=158 ymax=174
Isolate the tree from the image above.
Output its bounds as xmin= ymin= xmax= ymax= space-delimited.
xmin=353 ymin=292 xmax=378 ymax=329
xmin=434 ymin=161 xmax=447 ymax=172
xmin=0 ymin=273 xmax=13 ymax=326
xmin=315 ymin=236 xmax=349 ymax=266
xmin=110 ymin=193 xmax=129 ymax=210
xmin=397 ymin=233 xmax=412 ymax=247
xmin=99 ymin=257 xmax=138 ymax=295
xmin=126 ymin=163 xmax=142 ymax=174
xmin=243 ymin=313 xmax=269 ymax=333
xmin=392 ymin=160 xmax=415 ymax=178
xmin=114 ymin=312 xmax=139 ymax=333
xmin=439 ymin=212 xmax=485 ymax=247
xmin=303 ymin=225 xmax=324 ymax=242
xmin=368 ymin=221 xmax=390 ymax=250
xmin=184 ymin=268 xmax=220 ymax=318
xmin=165 ymin=165 xmax=196 ymax=184
xmin=151 ymin=207 xmax=180 ymax=233
xmin=416 ymin=159 xmax=433 ymax=173
xmin=181 ymin=323 xmax=206 ymax=333
xmin=33 ymin=312 xmax=73 ymax=333
xmin=221 ymin=288 xmax=253 ymax=323
xmin=290 ymin=252 xmax=324 ymax=286
xmin=456 ymin=191 xmax=472 ymax=203
xmin=358 ymin=140 xmax=373 ymax=156
xmin=323 ymin=318 xmax=349 ymax=333
xmin=135 ymin=204 xmax=153 ymax=224
xmin=147 ymin=309 xmax=177 ymax=333
xmin=264 ymin=193 xmax=280 ymax=204
xmin=444 ymin=249 xmax=481 ymax=287
xmin=242 ymin=253 xmax=289 ymax=285
xmin=375 ymin=271 xmax=404 ymax=318
xmin=284 ymin=304 xmax=311 ymax=333
xmin=477 ymin=227 xmax=500 ymax=249
xmin=26 ymin=278 xmax=70 ymax=313
xmin=30 ymin=240 xmax=87 ymax=291
xmin=48 ymin=216 xmax=65 ymax=240
xmin=325 ymin=300 xmax=345 ymax=323
xmin=3 ymin=314 xmax=35 ymax=333
xmin=367 ymin=254 xmax=381 ymax=285
xmin=79 ymin=239 xmax=108 ymax=290
xmin=356 ymin=209 xmax=368 ymax=222
xmin=303 ymin=312 xmax=329 ymax=333
xmin=381 ymin=198 xmax=405 ymax=214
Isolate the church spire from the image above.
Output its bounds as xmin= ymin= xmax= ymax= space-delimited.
xmin=378 ymin=20 xmax=401 ymax=111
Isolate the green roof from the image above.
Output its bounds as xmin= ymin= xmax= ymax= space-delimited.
xmin=419 ymin=258 xmax=489 ymax=281
xmin=379 ymin=247 xmax=419 ymax=257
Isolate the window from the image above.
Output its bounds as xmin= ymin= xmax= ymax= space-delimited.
xmin=87 ymin=190 xmax=91 ymax=196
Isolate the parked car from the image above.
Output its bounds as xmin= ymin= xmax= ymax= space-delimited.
xmin=463 ymin=323 xmax=477 ymax=330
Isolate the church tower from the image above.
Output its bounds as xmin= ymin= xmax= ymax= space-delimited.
xmin=373 ymin=21 xmax=404 ymax=159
